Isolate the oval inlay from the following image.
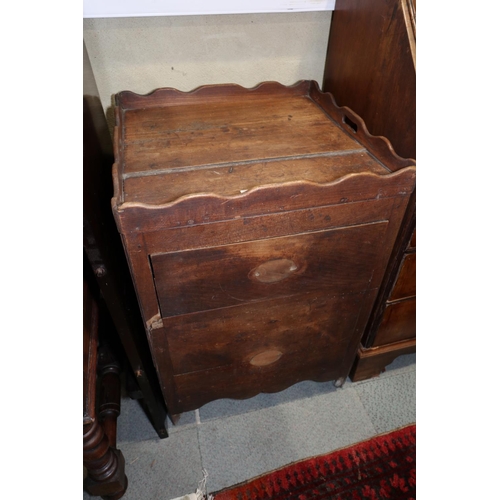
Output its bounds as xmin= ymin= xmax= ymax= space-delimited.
xmin=249 ymin=258 xmax=298 ymax=283
xmin=249 ymin=350 xmax=283 ymax=367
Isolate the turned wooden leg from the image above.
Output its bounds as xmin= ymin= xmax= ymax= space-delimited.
xmin=84 ymin=272 xmax=128 ymax=499
xmin=98 ymin=345 xmax=122 ymax=448
xmin=83 ymin=420 xmax=128 ymax=499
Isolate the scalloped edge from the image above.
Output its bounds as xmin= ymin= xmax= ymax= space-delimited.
xmin=112 ymin=80 xmax=416 ymax=207
xmin=115 ymin=80 xmax=311 ymax=108
xmin=115 ymin=168 xmax=415 ymax=211
xmin=308 ymin=81 xmax=416 ymax=168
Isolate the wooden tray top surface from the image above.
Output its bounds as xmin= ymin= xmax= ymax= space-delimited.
xmin=113 ymin=81 xmax=414 ymax=209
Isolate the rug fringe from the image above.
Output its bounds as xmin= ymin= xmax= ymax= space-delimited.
xmin=170 ymin=469 xmax=213 ymax=500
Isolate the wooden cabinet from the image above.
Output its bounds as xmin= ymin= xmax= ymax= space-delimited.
xmin=111 ymin=81 xmax=415 ymax=417
xmin=323 ymin=0 xmax=416 ymax=381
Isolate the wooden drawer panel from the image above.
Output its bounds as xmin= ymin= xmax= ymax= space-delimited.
xmin=389 ymin=253 xmax=416 ymax=301
xmin=152 ymin=291 xmax=370 ymax=413
xmin=160 ymin=292 xmax=363 ymax=375
xmin=151 ymin=221 xmax=388 ymax=318
xmin=372 ymin=298 xmax=416 ymax=347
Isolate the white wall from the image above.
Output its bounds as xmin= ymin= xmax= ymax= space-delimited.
xmin=83 ymin=12 xmax=333 ymax=118
xmin=83 ymin=0 xmax=336 ymax=18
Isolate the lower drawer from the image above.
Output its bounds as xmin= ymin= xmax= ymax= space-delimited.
xmin=151 ymin=290 xmax=375 ymax=413
xmin=389 ymin=253 xmax=416 ymax=301
xmin=371 ymin=298 xmax=416 ymax=347
xmin=150 ymin=221 xmax=388 ymax=318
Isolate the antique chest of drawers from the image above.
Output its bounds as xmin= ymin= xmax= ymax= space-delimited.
xmin=111 ymin=81 xmax=416 ymax=418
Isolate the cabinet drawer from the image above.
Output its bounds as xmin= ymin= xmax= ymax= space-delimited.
xmin=161 ymin=292 xmax=362 ymax=375
xmin=151 ymin=291 xmax=372 ymax=412
xmin=151 ymin=221 xmax=388 ymax=318
xmin=372 ymin=298 xmax=416 ymax=347
xmin=389 ymin=253 xmax=416 ymax=301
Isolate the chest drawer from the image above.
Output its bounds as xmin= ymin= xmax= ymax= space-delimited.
xmin=371 ymin=298 xmax=416 ymax=347
xmin=151 ymin=221 xmax=388 ymax=318
xmin=388 ymin=252 xmax=416 ymax=301
xmin=153 ymin=290 xmax=376 ymax=413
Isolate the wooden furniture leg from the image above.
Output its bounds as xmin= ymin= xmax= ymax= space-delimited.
xmin=84 ymin=275 xmax=128 ymax=499
xmin=83 ymin=421 xmax=128 ymax=499
xmin=98 ymin=344 xmax=122 ymax=448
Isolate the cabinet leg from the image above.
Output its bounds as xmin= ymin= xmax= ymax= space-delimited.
xmin=98 ymin=345 xmax=122 ymax=447
xmin=84 ymin=420 xmax=128 ymax=499
xmin=169 ymin=413 xmax=182 ymax=425
xmin=334 ymin=377 xmax=346 ymax=388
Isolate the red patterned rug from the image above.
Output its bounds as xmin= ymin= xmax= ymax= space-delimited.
xmin=213 ymin=424 xmax=416 ymax=500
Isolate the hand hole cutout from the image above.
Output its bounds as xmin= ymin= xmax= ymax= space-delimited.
xmin=343 ymin=115 xmax=358 ymax=133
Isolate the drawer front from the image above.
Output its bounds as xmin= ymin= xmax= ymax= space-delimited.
xmin=151 ymin=221 xmax=388 ymax=318
xmin=372 ymin=298 xmax=416 ymax=347
xmin=161 ymin=292 xmax=362 ymax=375
xmin=151 ymin=290 xmax=375 ymax=413
xmin=389 ymin=253 xmax=416 ymax=301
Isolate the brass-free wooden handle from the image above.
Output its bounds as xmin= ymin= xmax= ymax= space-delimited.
xmin=249 ymin=258 xmax=298 ymax=284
